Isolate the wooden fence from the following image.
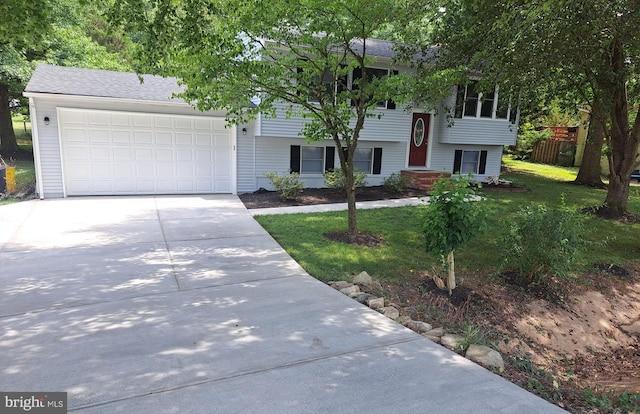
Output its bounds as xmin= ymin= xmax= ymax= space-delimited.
xmin=532 ymin=139 xmax=576 ymax=165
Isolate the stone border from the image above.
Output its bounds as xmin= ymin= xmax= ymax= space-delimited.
xmin=328 ymin=271 xmax=504 ymax=372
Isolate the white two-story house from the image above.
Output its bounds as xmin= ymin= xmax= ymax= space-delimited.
xmin=24 ymin=40 xmax=517 ymax=199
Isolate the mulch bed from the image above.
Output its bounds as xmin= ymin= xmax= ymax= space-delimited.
xmin=239 ymin=186 xmax=427 ymax=209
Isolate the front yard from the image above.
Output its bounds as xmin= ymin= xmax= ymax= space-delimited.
xmin=254 ymin=160 xmax=640 ymax=413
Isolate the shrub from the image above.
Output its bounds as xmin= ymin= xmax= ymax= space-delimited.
xmin=264 ymin=171 xmax=305 ymax=200
xmin=501 ymin=198 xmax=593 ymax=284
xmin=382 ymin=172 xmax=412 ymax=193
xmin=323 ymin=168 xmax=367 ymax=191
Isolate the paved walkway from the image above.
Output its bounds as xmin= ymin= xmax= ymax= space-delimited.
xmin=0 ymin=195 xmax=566 ymax=413
xmin=249 ymin=197 xmax=428 ymax=216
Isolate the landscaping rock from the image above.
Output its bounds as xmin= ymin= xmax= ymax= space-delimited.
xmin=423 ymin=333 xmax=442 ymax=343
xmin=378 ymin=306 xmax=400 ymax=320
xmin=353 ymin=271 xmax=373 ymax=286
xmin=370 ymin=281 xmax=384 ymax=295
xmin=465 ymin=344 xmax=505 ymax=371
xmin=441 ymin=334 xmax=465 ymax=352
xmin=425 ymin=327 xmax=444 ymax=338
xmin=353 ymin=293 xmax=372 ymax=304
xmin=406 ymin=320 xmax=433 ymax=333
xmin=367 ymin=297 xmax=385 ymax=309
xmin=329 ymin=281 xmax=352 ymax=290
xmin=340 ymin=285 xmax=360 ymax=296
xmin=396 ymin=316 xmax=411 ymax=326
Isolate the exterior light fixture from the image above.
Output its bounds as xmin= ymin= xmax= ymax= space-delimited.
xmin=242 ymin=127 xmax=247 ymax=135
xmin=44 ymin=116 xmax=50 ymax=125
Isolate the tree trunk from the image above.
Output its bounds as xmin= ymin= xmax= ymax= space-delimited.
xmin=0 ymin=83 xmax=19 ymax=155
xmin=603 ymin=39 xmax=639 ymax=215
xmin=574 ymin=99 xmax=605 ymax=186
xmin=344 ymin=162 xmax=358 ymax=240
xmin=447 ymin=250 xmax=455 ymax=296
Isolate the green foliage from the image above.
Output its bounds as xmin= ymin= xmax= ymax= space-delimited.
xmin=264 ymin=171 xmax=305 ymax=200
xmin=507 ymin=123 xmax=552 ymax=161
xmin=323 ymin=168 xmax=367 ymax=191
xmin=382 ymin=172 xmax=412 ymax=193
xmin=510 ymin=355 xmax=564 ymax=402
xmin=421 ymin=175 xmax=487 ymax=257
xmin=501 ymin=198 xmax=595 ymax=284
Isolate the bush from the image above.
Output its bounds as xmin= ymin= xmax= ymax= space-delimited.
xmin=323 ymin=168 xmax=367 ymax=190
xmin=501 ymin=199 xmax=592 ymax=284
xmin=382 ymin=172 xmax=412 ymax=193
xmin=264 ymin=171 xmax=305 ymax=200
xmin=508 ymin=123 xmax=552 ymax=160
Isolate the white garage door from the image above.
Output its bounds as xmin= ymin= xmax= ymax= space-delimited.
xmin=59 ymin=108 xmax=235 ymax=196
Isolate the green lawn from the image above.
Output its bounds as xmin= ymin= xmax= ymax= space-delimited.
xmin=1 ymin=116 xmax=35 ymax=204
xmin=255 ymin=160 xmax=640 ymax=283
xmin=12 ymin=115 xmax=33 ymax=152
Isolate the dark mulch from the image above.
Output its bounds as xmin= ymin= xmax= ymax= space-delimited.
xmin=582 ymin=205 xmax=640 ymax=223
xmin=418 ymin=278 xmax=474 ymax=307
xmin=324 ymin=230 xmax=387 ymax=247
xmin=593 ymin=262 xmax=632 ymax=279
xmin=239 ymin=186 xmax=427 ymax=209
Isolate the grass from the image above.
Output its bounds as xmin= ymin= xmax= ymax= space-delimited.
xmin=12 ymin=114 xmax=32 ymax=152
xmin=1 ymin=115 xmax=35 ymax=205
xmin=255 ymin=159 xmax=640 ymax=283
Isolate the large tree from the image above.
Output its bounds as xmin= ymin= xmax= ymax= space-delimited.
xmin=403 ymin=0 xmax=640 ymax=215
xmin=0 ymin=0 xmax=50 ymax=154
xmin=0 ymin=0 xmax=131 ymax=155
xmin=109 ymin=0 xmax=422 ymax=240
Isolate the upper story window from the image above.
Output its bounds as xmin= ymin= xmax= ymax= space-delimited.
xmin=301 ymin=62 xmax=397 ymax=110
xmin=454 ymin=82 xmax=516 ymax=122
xmin=306 ymin=68 xmax=347 ymax=104
xmin=351 ymin=67 xmax=397 ymax=109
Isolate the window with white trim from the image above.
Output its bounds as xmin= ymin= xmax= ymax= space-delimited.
xmin=353 ymin=148 xmax=373 ymax=173
xmin=351 ymin=67 xmax=397 ymax=109
xmin=301 ymin=146 xmax=325 ymax=173
xmin=461 ymin=151 xmax=480 ymax=174
xmin=454 ymin=82 xmax=516 ymax=122
xmin=453 ymin=149 xmax=488 ymax=175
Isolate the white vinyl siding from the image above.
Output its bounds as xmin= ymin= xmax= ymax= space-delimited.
xmin=253 ymin=137 xmax=406 ymax=190
xmin=259 ymin=102 xmax=411 ymax=142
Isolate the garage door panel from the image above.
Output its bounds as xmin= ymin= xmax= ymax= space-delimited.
xmin=65 ymin=129 xmax=89 ymax=143
xmin=113 ymin=148 xmax=133 ymax=161
xmin=155 ymin=149 xmax=173 ymax=162
xmin=156 ymin=132 xmax=174 ymax=145
xmin=87 ymin=113 xmax=109 ymax=126
xmin=136 ymin=165 xmax=155 ymax=179
xmin=133 ymin=115 xmax=153 ymax=128
xmin=154 ymin=117 xmax=172 ymax=129
xmin=175 ymin=118 xmax=193 ymax=129
xmin=113 ymin=130 xmax=133 ymax=144
xmin=60 ymin=109 xmax=234 ymax=196
xmin=134 ymin=131 xmax=153 ymax=144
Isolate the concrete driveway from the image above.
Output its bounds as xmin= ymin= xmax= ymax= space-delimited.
xmin=0 ymin=195 xmax=566 ymax=413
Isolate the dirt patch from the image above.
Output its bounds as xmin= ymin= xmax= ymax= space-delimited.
xmin=324 ymin=230 xmax=386 ymax=247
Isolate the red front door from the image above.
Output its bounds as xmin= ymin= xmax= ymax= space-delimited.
xmin=409 ymin=113 xmax=430 ymax=166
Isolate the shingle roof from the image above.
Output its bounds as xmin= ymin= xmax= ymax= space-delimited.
xmin=24 ymin=64 xmax=185 ymax=103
